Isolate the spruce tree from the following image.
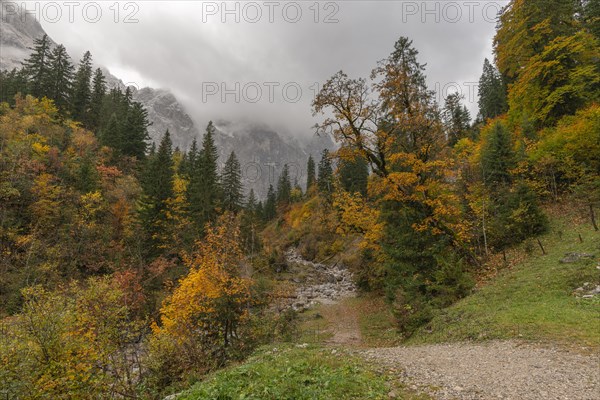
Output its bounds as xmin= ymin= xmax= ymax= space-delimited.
xmin=317 ymin=149 xmax=334 ymax=195
xmin=100 ymin=113 xmax=121 ymax=152
xmin=187 ymin=121 xmax=220 ymax=230
xmin=71 ymin=51 xmax=93 ymax=123
xmin=240 ymin=189 xmax=262 ymax=253
xmin=222 ymin=151 xmax=243 ymax=212
xmin=277 ymin=164 xmax=292 ymax=205
xmin=338 ymin=155 xmax=369 ymax=196
xmin=22 ymin=35 xmax=52 ymax=98
xmin=264 ymin=184 xmax=277 ymax=221
xmin=181 ymin=138 xmax=199 ymax=176
xmin=47 ymin=44 xmax=74 ymax=111
xmin=121 ymin=102 xmax=150 ymax=159
xmin=140 ymin=131 xmax=175 ymax=245
xmin=306 ymin=155 xmax=316 ymax=192
xmin=477 ymin=58 xmax=508 ymax=121
xmin=88 ymin=68 xmax=106 ymax=130
xmin=443 ymin=92 xmax=471 ymax=146
xmin=481 ymin=121 xmax=515 ymax=188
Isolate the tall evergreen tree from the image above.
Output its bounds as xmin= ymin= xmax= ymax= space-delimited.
xmin=317 ymin=149 xmax=334 ymax=195
xmin=481 ymin=121 xmax=516 ymax=188
xmin=443 ymin=92 xmax=471 ymax=146
xmin=88 ymin=68 xmax=106 ymax=130
xmin=140 ymin=131 xmax=175 ymax=246
xmin=100 ymin=113 xmax=121 ymax=152
xmin=71 ymin=51 xmax=93 ymax=123
xmin=21 ymin=35 xmax=52 ymax=98
xmin=264 ymin=184 xmax=277 ymax=221
xmin=306 ymin=155 xmax=316 ymax=192
xmin=240 ymin=188 xmax=262 ymax=253
xmin=477 ymin=59 xmax=508 ymax=121
xmin=47 ymin=44 xmax=74 ymax=111
xmin=0 ymin=69 xmax=29 ymax=103
xmin=222 ymin=151 xmax=243 ymax=212
xmin=277 ymin=164 xmax=292 ymax=205
xmin=187 ymin=121 xmax=220 ymax=230
xmin=121 ymin=102 xmax=150 ymax=159
xmin=180 ymin=138 xmax=199 ymax=176
xmin=338 ymin=154 xmax=369 ymax=196
xmin=246 ymin=189 xmax=258 ymax=212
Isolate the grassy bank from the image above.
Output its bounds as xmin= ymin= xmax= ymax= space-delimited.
xmin=408 ymin=213 xmax=599 ymax=349
xmin=177 ymin=344 xmax=427 ymax=399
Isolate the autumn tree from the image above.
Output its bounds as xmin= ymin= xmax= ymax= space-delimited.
xmin=507 ymin=31 xmax=600 ymax=128
xmin=153 ymin=215 xmax=254 ymax=363
xmin=313 ymin=37 xmax=472 ymax=333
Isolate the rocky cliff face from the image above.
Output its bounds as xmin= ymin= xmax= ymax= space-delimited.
xmin=0 ymin=0 xmax=55 ymax=71
xmin=213 ymin=121 xmax=334 ymax=198
xmin=0 ymin=0 xmax=333 ymax=198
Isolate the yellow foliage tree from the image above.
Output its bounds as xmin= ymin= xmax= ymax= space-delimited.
xmin=154 ymin=215 xmax=253 ymax=351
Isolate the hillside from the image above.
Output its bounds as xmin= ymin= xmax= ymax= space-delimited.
xmin=171 ymin=211 xmax=598 ymax=399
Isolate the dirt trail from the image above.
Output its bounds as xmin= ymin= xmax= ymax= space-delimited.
xmin=289 ymin=250 xmax=600 ymax=399
xmin=320 ymin=300 xmax=362 ymax=345
xmin=361 ymin=341 xmax=600 ymax=400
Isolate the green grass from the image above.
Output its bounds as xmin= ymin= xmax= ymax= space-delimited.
xmin=351 ymin=296 xmax=403 ymax=347
xmin=409 ymin=217 xmax=600 ymax=349
xmin=177 ymin=345 xmax=398 ymax=400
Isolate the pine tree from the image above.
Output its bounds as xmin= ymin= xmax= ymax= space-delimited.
xmin=481 ymin=121 xmax=516 ymax=188
xmin=443 ymin=92 xmax=471 ymax=146
xmin=46 ymin=44 xmax=74 ymax=111
xmin=338 ymin=154 xmax=369 ymax=196
xmin=180 ymin=138 xmax=199 ymax=176
xmin=477 ymin=59 xmax=507 ymax=121
xmin=88 ymin=68 xmax=106 ymax=130
xmin=0 ymin=69 xmax=29 ymax=103
xmin=240 ymin=189 xmax=262 ymax=253
xmin=264 ymin=184 xmax=277 ymax=221
xmin=222 ymin=151 xmax=243 ymax=212
xmin=140 ymin=131 xmax=175 ymax=247
xmin=306 ymin=155 xmax=316 ymax=192
xmin=100 ymin=113 xmax=121 ymax=152
xmin=121 ymin=102 xmax=149 ymax=159
xmin=246 ymin=189 xmax=258 ymax=212
xmin=21 ymin=35 xmax=52 ymax=98
xmin=276 ymin=164 xmax=292 ymax=205
xmin=187 ymin=121 xmax=220 ymax=230
xmin=71 ymin=51 xmax=93 ymax=123
xmin=317 ymin=149 xmax=333 ymax=195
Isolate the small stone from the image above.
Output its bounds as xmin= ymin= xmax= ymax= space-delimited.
xmin=388 ymin=390 xmax=398 ymax=398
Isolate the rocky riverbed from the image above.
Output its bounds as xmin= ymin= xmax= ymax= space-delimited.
xmin=283 ymin=249 xmax=356 ymax=312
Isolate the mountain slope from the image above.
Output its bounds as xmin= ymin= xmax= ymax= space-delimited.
xmin=0 ymin=0 xmax=334 ymax=197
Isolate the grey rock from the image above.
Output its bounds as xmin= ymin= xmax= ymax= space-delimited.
xmin=560 ymin=253 xmax=596 ymax=264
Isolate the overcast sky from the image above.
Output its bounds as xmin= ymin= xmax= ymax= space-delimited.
xmin=36 ymin=0 xmax=500 ymax=137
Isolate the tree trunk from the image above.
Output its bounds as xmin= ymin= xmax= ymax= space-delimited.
xmin=590 ymin=204 xmax=598 ymax=231
xmin=536 ymin=239 xmax=546 ymax=255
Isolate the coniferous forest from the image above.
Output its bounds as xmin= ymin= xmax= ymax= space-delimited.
xmin=0 ymin=0 xmax=599 ymax=398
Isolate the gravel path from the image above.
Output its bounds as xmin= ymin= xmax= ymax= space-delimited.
xmin=361 ymin=341 xmax=600 ymax=400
